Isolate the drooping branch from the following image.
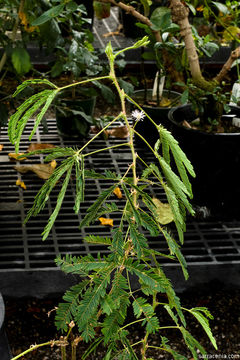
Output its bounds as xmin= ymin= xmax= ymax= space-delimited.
xmin=99 ymin=0 xmax=161 ymax=42
xmin=214 ymin=46 xmax=240 ymax=83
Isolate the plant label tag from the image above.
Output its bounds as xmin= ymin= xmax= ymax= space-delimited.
xmin=152 ymin=71 xmax=165 ymax=99
xmin=230 ymin=82 xmax=240 ymax=105
xmin=232 ymin=117 xmax=240 ymax=127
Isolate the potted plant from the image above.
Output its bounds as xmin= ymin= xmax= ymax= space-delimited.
xmin=8 ymin=37 xmax=217 ymax=360
xmin=99 ymin=0 xmax=240 ymax=217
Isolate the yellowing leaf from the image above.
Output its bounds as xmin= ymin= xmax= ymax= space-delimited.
xmin=113 ymin=187 xmax=123 ymax=199
xmin=0 ymin=144 xmax=3 ymax=151
xmin=27 ymin=143 xmax=56 ymax=152
xmin=14 ymin=161 xmax=57 ymax=180
xmin=98 ymin=217 xmax=114 ymax=227
xmin=16 ymin=179 xmax=27 ymax=190
xmin=152 ymin=197 xmax=174 ymax=225
xmin=8 ymin=153 xmax=27 ymax=161
xmin=159 ymin=97 xmax=171 ymax=107
xmin=223 ymin=26 xmax=240 ymax=42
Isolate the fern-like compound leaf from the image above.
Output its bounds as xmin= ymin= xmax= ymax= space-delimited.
xmin=73 ymin=156 xmax=85 ymax=214
xmin=42 ymin=160 xmax=74 ymax=240
xmin=25 ymin=157 xmax=75 ymax=223
xmin=129 ymin=222 xmax=149 ymax=258
xmin=84 ymin=235 xmax=112 ymax=246
xmin=55 ymin=281 xmax=88 ymax=332
xmin=29 ymin=89 xmax=59 ymax=141
xmin=80 ymin=184 xmax=117 ymax=228
xmin=12 ymin=78 xmax=58 ymax=97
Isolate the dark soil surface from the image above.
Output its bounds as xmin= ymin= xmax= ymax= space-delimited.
xmin=4 ymin=283 xmax=240 ymax=359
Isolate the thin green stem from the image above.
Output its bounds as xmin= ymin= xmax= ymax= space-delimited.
xmin=58 ymin=75 xmax=111 ymax=92
xmin=119 ymin=318 xmax=145 ymax=331
xmin=83 ymin=142 xmax=130 ymax=158
xmin=131 ymin=340 xmax=144 ymax=348
xmin=61 ymin=345 xmax=67 ymax=360
xmin=76 ymin=112 xmax=124 ymax=155
xmin=10 ymin=341 xmax=56 ymax=360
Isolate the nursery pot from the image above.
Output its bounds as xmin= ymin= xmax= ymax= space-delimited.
xmin=132 ymin=89 xmax=181 ymax=148
xmin=0 ymin=293 xmax=11 ymax=360
xmin=56 ymin=96 xmax=96 ymax=139
xmin=168 ymin=104 xmax=240 ymax=219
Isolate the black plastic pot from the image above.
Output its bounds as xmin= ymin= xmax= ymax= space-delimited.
xmin=132 ymin=89 xmax=181 ymax=148
xmin=168 ymin=104 xmax=240 ymax=219
xmin=56 ymin=96 xmax=96 ymax=138
xmin=0 ymin=293 xmax=11 ymax=360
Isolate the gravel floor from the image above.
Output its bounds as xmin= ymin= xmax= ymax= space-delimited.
xmin=4 ymin=282 xmax=240 ymax=359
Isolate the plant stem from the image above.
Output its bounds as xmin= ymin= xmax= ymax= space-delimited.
xmin=76 ymin=112 xmax=124 ymax=155
xmin=119 ymin=318 xmax=145 ymax=331
xmin=10 ymin=341 xmax=57 ymax=360
xmin=83 ymin=142 xmax=130 ymax=158
xmin=58 ymin=75 xmax=110 ymax=92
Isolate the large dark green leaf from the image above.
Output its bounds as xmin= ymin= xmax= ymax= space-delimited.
xmin=150 ymin=7 xmax=171 ymax=32
xmin=32 ymin=4 xmax=65 ymax=26
xmin=11 ymin=48 xmax=32 ymax=75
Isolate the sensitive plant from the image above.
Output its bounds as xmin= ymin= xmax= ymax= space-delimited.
xmin=8 ymin=37 xmax=217 ymax=360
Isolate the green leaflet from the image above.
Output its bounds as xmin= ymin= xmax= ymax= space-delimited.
xmin=25 ymin=157 xmax=75 ymax=222
xmin=189 ymin=308 xmax=217 ymax=350
xmin=84 ymin=235 xmax=112 ymax=246
xmin=124 ymin=259 xmax=167 ymax=293
xmin=180 ymin=328 xmax=207 ymax=359
xmin=74 ymin=156 xmax=85 ymax=214
xmin=12 ymin=79 xmax=57 ymax=97
xmin=81 ymin=338 xmax=104 ymax=360
xmin=76 ymin=268 xmax=115 ymax=340
xmin=162 ymin=229 xmax=188 ymax=280
xmin=138 ymin=210 xmax=159 ymax=237
xmin=56 ymin=254 xmax=113 ymax=275
xmin=9 ymin=90 xmax=52 ymax=145
xmin=132 ymin=296 xmax=159 ymax=333
xmin=29 ymin=89 xmax=59 ymax=141
xmin=42 ymin=160 xmax=74 ymax=240
xmin=80 ymin=184 xmax=117 ymax=228
xmin=112 ymin=227 xmax=124 ymax=256
xmin=121 ymin=184 xmax=141 ymax=225
xmin=129 ymin=222 xmax=149 ymax=258
xmin=55 ymin=281 xmax=88 ymax=332
xmin=96 ymin=202 xmax=120 ymax=219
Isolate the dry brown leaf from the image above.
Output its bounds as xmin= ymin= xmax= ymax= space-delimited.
xmin=8 ymin=153 xmax=27 ymax=161
xmin=0 ymin=144 xmax=3 ymax=151
xmin=27 ymin=143 xmax=56 ymax=152
xmin=16 ymin=179 xmax=27 ymax=190
xmin=107 ymin=126 xmax=129 ymax=139
xmin=14 ymin=160 xmax=57 ymax=180
xmin=98 ymin=217 xmax=114 ymax=227
xmin=113 ymin=187 xmax=123 ymax=199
